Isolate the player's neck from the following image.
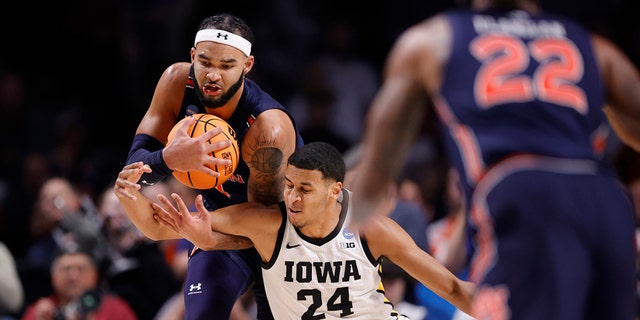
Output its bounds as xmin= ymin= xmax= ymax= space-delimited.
xmin=299 ymin=202 xmax=343 ymax=239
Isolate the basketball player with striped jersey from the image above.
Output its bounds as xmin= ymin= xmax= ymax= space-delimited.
xmin=115 ymin=142 xmax=475 ymax=319
xmin=350 ymin=0 xmax=640 ymax=319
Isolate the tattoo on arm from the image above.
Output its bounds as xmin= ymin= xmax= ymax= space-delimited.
xmin=248 ymin=146 xmax=284 ymax=205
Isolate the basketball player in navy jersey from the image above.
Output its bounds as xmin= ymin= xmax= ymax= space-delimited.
xmin=121 ymin=13 xmax=303 ymax=320
xmin=350 ymin=0 xmax=640 ymax=319
xmin=114 ymin=142 xmax=475 ymax=319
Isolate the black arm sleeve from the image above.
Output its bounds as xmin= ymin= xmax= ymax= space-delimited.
xmin=126 ymin=133 xmax=173 ymax=186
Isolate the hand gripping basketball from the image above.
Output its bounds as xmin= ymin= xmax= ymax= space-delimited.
xmin=166 ymin=114 xmax=240 ymax=189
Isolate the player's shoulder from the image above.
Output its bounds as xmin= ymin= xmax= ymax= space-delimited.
xmin=386 ymin=13 xmax=452 ymax=76
xmin=161 ymin=62 xmax=191 ymax=83
xmin=254 ymin=108 xmax=294 ymax=125
xmin=590 ymin=32 xmax=631 ymax=80
xmin=591 ymin=33 xmax=624 ymax=58
xmin=249 ymin=109 xmax=297 ymax=146
xmin=151 ymin=62 xmax=191 ymax=109
xmin=241 ymin=108 xmax=297 ymax=153
xmin=358 ymin=213 xmax=394 ymax=237
xmin=243 ymin=99 xmax=297 ymax=138
xmin=395 ymin=13 xmax=451 ymax=53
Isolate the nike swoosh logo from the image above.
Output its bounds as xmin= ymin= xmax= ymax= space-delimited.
xmin=286 ymin=243 xmax=302 ymax=249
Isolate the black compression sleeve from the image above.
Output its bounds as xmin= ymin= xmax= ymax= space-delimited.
xmin=126 ymin=133 xmax=172 ymax=186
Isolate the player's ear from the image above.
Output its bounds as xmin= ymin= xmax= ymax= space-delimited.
xmin=243 ymin=55 xmax=255 ymax=74
xmin=330 ymin=182 xmax=342 ymax=201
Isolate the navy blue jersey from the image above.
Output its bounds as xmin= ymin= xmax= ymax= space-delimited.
xmin=437 ymin=9 xmax=607 ymax=191
xmin=175 ymin=67 xmax=303 ymax=320
xmin=178 ymin=66 xmax=304 ymax=209
xmin=436 ymin=9 xmax=636 ymax=319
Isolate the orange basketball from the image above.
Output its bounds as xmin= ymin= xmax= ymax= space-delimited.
xmin=167 ymin=114 xmax=240 ymax=190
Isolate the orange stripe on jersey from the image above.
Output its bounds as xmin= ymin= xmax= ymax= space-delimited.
xmin=468 ymin=204 xmax=496 ymax=283
xmin=434 ymin=96 xmax=486 ymax=185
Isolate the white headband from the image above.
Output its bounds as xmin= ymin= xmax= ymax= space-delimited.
xmin=194 ymin=29 xmax=252 ymax=56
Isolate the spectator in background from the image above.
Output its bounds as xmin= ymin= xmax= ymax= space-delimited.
xmin=427 ymin=169 xmax=470 ymax=277
xmin=26 ymin=177 xmax=106 ymax=269
xmin=21 ymin=177 xmax=108 ymax=307
xmin=96 ymin=182 xmax=182 ymax=320
xmin=21 ymin=249 xmax=137 ymax=320
xmin=417 ymin=168 xmax=474 ymax=320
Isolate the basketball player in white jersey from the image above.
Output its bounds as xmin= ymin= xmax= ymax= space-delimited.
xmin=115 ymin=142 xmax=474 ymax=319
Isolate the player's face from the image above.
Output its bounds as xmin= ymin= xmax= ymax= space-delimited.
xmin=284 ymin=166 xmax=336 ymax=232
xmin=191 ymin=42 xmax=250 ymax=109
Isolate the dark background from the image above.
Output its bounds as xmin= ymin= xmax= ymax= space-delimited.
xmin=0 ymin=0 xmax=637 ymax=152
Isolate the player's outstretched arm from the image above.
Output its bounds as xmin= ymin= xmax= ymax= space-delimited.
xmin=363 ymin=215 xmax=475 ymax=314
xmin=114 ymin=162 xmax=181 ymax=240
xmin=114 ymin=162 xmax=253 ymax=249
xmin=153 ymin=193 xmax=255 ymax=251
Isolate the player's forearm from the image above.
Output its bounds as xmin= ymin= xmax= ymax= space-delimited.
xmin=402 ymin=248 xmax=474 ymax=314
xmin=415 ymin=269 xmax=474 ymax=314
xmin=126 ymin=134 xmax=172 ymax=185
xmin=195 ymin=231 xmax=254 ymax=251
xmin=449 ymin=280 xmax=475 ymax=315
xmin=118 ymin=189 xmax=179 ymax=241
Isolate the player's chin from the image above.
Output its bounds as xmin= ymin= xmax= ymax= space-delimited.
xmin=201 ymin=96 xmax=222 ymax=107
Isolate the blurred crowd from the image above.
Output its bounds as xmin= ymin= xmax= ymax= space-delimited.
xmin=0 ymin=0 xmax=639 ymax=319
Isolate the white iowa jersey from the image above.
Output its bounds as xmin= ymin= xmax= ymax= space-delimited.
xmin=262 ymin=189 xmax=403 ymax=319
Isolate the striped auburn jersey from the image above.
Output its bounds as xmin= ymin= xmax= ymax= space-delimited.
xmin=262 ymin=190 xmax=404 ymax=319
xmin=437 ymin=8 xmax=607 ymax=195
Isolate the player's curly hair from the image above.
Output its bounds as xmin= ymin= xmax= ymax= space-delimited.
xmin=198 ymin=13 xmax=256 ymax=45
xmin=288 ymin=142 xmax=346 ymax=183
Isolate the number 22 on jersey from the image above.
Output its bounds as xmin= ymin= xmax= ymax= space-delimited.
xmin=470 ymin=34 xmax=587 ymax=114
